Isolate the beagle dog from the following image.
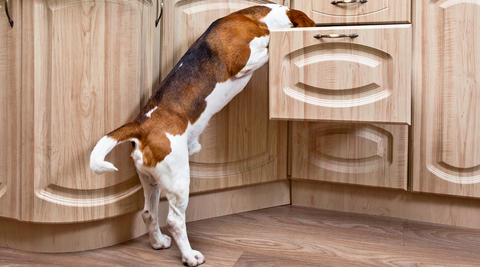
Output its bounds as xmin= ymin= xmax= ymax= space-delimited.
xmin=90 ymin=4 xmax=314 ymax=266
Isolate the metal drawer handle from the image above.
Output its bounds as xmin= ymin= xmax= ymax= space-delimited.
xmin=331 ymin=0 xmax=367 ymax=4
xmin=314 ymin=34 xmax=359 ymax=39
xmin=4 ymin=0 xmax=14 ymax=27
xmin=155 ymin=0 xmax=163 ymax=27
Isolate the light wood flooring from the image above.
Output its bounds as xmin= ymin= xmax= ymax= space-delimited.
xmin=2 ymin=205 xmax=480 ymax=266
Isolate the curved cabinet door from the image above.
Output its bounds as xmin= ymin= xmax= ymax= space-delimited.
xmin=269 ymin=25 xmax=411 ymax=125
xmin=161 ymin=0 xmax=287 ymax=194
xmin=21 ymin=0 xmax=161 ymax=223
xmin=291 ymin=0 xmax=411 ymax=25
xmin=291 ymin=122 xmax=408 ymax=190
xmin=0 ymin=0 xmax=21 ymax=219
xmin=412 ymin=0 xmax=480 ymax=198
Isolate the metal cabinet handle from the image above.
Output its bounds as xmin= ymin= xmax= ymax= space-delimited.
xmin=314 ymin=34 xmax=358 ymax=38
xmin=4 ymin=0 xmax=13 ymax=27
xmin=331 ymin=0 xmax=367 ymax=4
xmin=155 ymin=0 xmax=163 ymax=27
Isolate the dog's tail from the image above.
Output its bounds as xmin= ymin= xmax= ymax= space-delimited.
xmin=90 ymin=121 xmax=140 ymax=174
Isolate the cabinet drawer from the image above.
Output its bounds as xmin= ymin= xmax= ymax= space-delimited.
xmin=291 ymin=0 xmax=411 ymax=25
xmin=269 ymin=25 xmax=411 ymax=124
xmin=291 ymin=122 xmax=408 ymax=190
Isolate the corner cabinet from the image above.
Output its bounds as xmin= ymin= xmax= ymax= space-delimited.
xmin=412 ymin=0 xmax=480 ymax=198
xmin=20 ymin=0 xmax=160 ymax=223
xmin=0 ymin=0 xmax=21 ymax=220
xmin=161 ymin=0 xmax=288 ymax=194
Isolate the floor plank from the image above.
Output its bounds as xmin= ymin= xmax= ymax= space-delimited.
xmin=1 ymin=205 xmax=480 ymax=266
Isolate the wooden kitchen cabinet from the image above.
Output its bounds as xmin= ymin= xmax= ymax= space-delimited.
xmin=291 ymin=0 xmax=411 ymax=25
xmin=412 ymin=0 xmax=480 ymax=198
xmin=0 ymin=0 xmax=21 ymax=219
xmin=291 ymin=122 xmax=408 ymax=190
xmin=161 ymin=0 xmax=288 ymax=194
xmin=269 ymin=25 xmax=412 ymax=125
xmin=20 ymin=0 xmax=161 ymax=223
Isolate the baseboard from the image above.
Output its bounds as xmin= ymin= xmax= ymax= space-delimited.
xmin=292 ymin=180 xmax=480 ymax=230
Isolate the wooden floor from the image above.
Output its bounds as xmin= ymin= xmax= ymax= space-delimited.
xmin=2 ymin=205 xmax=480 ymax=266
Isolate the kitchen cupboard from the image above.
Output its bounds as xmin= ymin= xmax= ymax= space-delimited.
xmin=0 ymin=0 xmax=290 ymax=252
xmin=270 ymin=2 xmax=411 ymax=188
xmin=161 ymin=0 xmax=288 ymax=194
xmin=20 ymin=0 xmax=159 ymax=223
xmin=411 ymin=0 xmax=480 ymax=198
xmin=291 ymin=122 xmax=408 ymax=190
xmin=0 ymin=0 xmax=21 ymax=220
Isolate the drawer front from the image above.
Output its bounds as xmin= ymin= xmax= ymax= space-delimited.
xmin=291 ymin=0 xmax=411 ymax=25
xmin=269 ymin=25 xmax=411 ymax=124
xmin=291 ymin=122 xmax=408 ymax=190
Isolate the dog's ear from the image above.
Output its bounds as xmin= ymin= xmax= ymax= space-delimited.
xmin=287 ymin=9 xmax=316 ymax=28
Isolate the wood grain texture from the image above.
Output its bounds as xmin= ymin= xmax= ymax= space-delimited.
xmin=291 ymin=122 xmax=408 ymax=190
xmin=291 ymin=0 xmax=411 ymax=25
xmin=269 ymin=25 xmax=412 ymax=125
xmin=0 ymin=181 xmax=289 ymax=252
xmin=0 ymin=0 xmax=21 ymax=219
xmin=3 ymin=206 xmax=480 ymax=266
xmin=161 ymin=0 xmax=288 ymax=194
xmin=292 ymin=180 xmax=480 ymax=230
xmin=20 ymin=0 xmax=161 ymax=223
xmin=411 ymin=0 xmax=480 ymax=198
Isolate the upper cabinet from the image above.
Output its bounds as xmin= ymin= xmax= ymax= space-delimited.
xmin=161 ymin=0 xmax=288 ymax=194
xmin=291 ymin=0 xmax=411 ymax=25
xmin=269 ymin=25 xmax=412 ymax=125
xmin=20 ymin=0 xmax=160 ymax=223
xmin=412 ymin=0 xmax=480 ymax=198
xmin=0 ymin=0 xmax=21 ymax=219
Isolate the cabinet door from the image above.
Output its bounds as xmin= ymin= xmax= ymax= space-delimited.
xmin=269 ymin=25 xmax=411 ymax=125
xmin=291 ymin=122 xmax=408 ymax=190
xmin=21 ymin=0 xmax=160 ymax=223
xmin=412 ymin=0 xmax=480 ymax=197
xmin=161 ymin=0 xmax=287 ymax=194
xmin=0 ymin=0 xmax=21 ymax=219
xmin=291 ymin=0 xmax=411 ymax=25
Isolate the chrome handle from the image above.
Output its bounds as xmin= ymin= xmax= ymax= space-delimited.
xmin=331 ymin=0 xmax=367 ymax=4
xmin=4 ymin=0 xmax=13 ymax=27
xmin=314 ymin=33 xmax=358 ymax=38
xmin=155 ymin=0 xmax=163 ymax=27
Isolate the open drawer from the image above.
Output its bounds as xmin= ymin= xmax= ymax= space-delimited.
xmin=269 ymin=25 xmax=411 ymax=125
xmin=291 ymin=0 xmax=411 ymax=25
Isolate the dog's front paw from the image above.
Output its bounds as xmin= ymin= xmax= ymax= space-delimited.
xmin=188 ymin=141 xmax=201 ymax=155
xmin=182 ymin=250 xmax=205 ymax=266
xmin=151 ymin=234 xmax=171 ymax=250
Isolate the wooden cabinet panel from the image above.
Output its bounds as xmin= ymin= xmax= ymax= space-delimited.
xmin=0 ymin=0 xmax=21 ymax=219
xmin=21 ymin=0 xmax=160 ymax=223
xmin=291 ymin=122 xmax=408 ymax=190
xmin=161 ymin=0 xmax=287 ymax=194
xmin=269 ymin=25 xmax=411 ymax=125
xmin=291 ymin=0 xmax=411 ymax=25
xmin=412 ymin=0 xmax=480 ymax=197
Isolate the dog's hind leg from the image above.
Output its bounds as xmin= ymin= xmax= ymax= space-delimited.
xmin=164 ymin=184 xmax=204 ymax=267
xmin=138 ymin=171 xmax=172 ymax=250
xmin=153 ymin=133 xmax=205 ymax=266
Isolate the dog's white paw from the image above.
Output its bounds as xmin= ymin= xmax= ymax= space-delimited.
xmin=182 ymin=250 xmax=205 ymax=267
xmin=151 ymin=234 xmax=171 ymax=250
xmin=188 ymin=141 xmax=201 ymax=155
